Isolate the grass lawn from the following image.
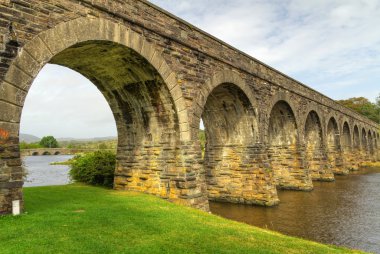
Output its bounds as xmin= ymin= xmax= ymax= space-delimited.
xmin=0 ymin=184 xmax=365 ymax=254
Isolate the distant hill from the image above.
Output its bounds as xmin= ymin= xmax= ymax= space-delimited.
xmin=20 ymin=133 xmax=40 ymax=143
xmin=20 ymin=134 xmax=117 ymax=144
xmin=57 ymin=136 xmax=117 ymax=142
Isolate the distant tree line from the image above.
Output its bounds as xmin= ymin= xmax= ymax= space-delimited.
xmin=337 ymin=94 xmax=380 ymax=124
xmin=20 ymin=136 xmax=59 ymax=149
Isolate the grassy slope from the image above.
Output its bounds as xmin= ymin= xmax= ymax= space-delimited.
xmin=0 ymin=185 xmax=364 ymax=254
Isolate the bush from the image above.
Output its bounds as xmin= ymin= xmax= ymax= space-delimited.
xmin=69 ymin=151 xmax=116 ymax=188
xmin=19 ymin=142 xmax=43 ymax=150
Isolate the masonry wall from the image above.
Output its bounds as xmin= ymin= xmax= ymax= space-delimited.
xmin=0 ymin=0 xmax=379 ymax=214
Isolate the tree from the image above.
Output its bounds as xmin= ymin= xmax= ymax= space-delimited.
xmin=337 ymin=96 xmax=380 ymax=124
xmin=39 ymin=136 xmax=59 ymax=148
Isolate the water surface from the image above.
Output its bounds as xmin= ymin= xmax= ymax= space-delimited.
xmin=210 ymin=167 xmax=380 ymax=253
xmin=23 ymin=155 xmax=73 ymax=187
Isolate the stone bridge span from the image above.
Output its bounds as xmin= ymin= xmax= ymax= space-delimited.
xmin=20 ymin=148 xmax=114 ymax=156
xmin=0 ymin=0 xmax=379 ymax=214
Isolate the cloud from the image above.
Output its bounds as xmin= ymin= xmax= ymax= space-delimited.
xmin=151 ymin=0 xmax=380 ymax=101
xmin=20 ymin=64 xmax=117 ymax=139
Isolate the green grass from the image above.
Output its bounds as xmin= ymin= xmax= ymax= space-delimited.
xmin=0 ymin=184 xmax=364 ymax=254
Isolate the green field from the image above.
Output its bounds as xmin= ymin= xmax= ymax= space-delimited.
xmin=0 ymin=185 xmax=364 ymax=254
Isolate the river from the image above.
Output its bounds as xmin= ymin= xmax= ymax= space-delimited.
xmin=23 ymin=156 xmax=380 ymax=253
xmin=23 ymin=155 xmax=74 ymax=187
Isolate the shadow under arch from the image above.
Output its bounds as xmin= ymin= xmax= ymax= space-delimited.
xmin=353 ymin=125 xmax=360 ymax=151
xmin=304 ymin=110 xmax=333 ymax=181
xmin=368 ymin=130 xmax=374 ymax=155
xmin=267 ymin=100 xmax=313 ymax=191
xmin=0 ymin=17 xmax=198 ymax=213
xmin=361 ymin=128 xmax=368 ymax=152
xmin=326 ymin=117 xmax=345 ymax=175
xmin=198 ymin=71 xmax=278 ymax=206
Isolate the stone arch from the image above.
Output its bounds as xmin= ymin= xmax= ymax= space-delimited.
xmin=42 ymin=151 xmax=51 ymax=156
xmin=198 ymin=71 xmax=277 ymax=206
xmin=327 ymin=117 xmax=340 ymax=152
xmin=342 ymin=122 xmax=352 ymax=151
xmin=304 ymin=110 xmax=332 ymax=181
xmin=353 ymin=125 xmax=360 ymax=151
xmin=2 ymin=17 xmax=188 ymax=136
xmin=362 ymin=128 xmax=368 ymax=151
xmin=340 ymin=121 xmax=356 ymax=171
xmin=195 ymin=70 xmax=258 ymax=133
xmin=267 ymin=99 xmax=312 ymax=190
xmin=373 ymin=130 xmax=378 ymax=149
xmin=300 ymin=105 xmax=325 ymax=141
xmin=32 ymin=152 xmax=39 ymax=156
xmin=0 ymin=17 xmax=197 ymax=213
xmin=368 ymin=130 xmax=374 ymax=155
xmin=326 ymin=117 xmax=345 ymax=175
xmin=374 ymin=131 xmax=379 ymax=161
xmin=54 ymin=151 xmax=60 ymax=155
xmin=266 ymin=93 xmax=301 ymax=138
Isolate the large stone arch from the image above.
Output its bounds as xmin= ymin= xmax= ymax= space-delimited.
xmin=267 ymin=96 xmax=312 ymax=191
xmin=368 ymin=130 xmax=374 ymax=156
xmin=265 ymin=92 xmax=301 ymax=138
xmin=0 ymin=17 xmax=204 ymax=214
xmin=374 ymin=130 xmax=380 ymax=161
xmin=341 ymin=121 xmax=352 ymax=150
xmin=194 ymin=70 xmax=258 ymax=131
xmin=304 ymin=110 xmax=333 ymax=181
xmin=340 ymin=121 xmax=356 ymax=171
xmin=360 ymin=127 xmax=370 ymax=164
xmin=361 ymin=128 xmax=368 ymax=151
xmin=1 ymin=17 xmax=189 ymax=135
xmin=326 ymin=117 xmax=346 ymax=175
xmin=353 ymin=125 xmax=360 ymax=150
xmin=196 ymin=70 xmax=278 ymax=206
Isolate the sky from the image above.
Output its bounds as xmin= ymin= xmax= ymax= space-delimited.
xmin=20 ymin=0 xmax=380 ymax=138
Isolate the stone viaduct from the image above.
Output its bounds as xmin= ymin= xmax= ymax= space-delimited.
xmin=0 ymin=0 xmax=379 ymax=214
xmin=20 ymin=148 xmax=114 ymax=156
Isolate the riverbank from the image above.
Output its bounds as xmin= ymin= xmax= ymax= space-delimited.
xmin=360 ymin=161 xmax=380 ymax=167
xmin=0 ymin=184 xmax=364 ymax=254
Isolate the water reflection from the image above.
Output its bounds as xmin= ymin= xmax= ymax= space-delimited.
xmin=23 ymin=155 xmax=74 ymax=187
xmin=210 ymin=167 xmax=380 ymax=253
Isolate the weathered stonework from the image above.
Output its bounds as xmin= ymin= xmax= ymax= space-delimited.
xmin=0 ymin=0 xmax=379 ymax=214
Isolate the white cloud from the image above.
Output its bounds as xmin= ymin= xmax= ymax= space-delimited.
xmin=151 ymin=0 xmax=380 ymax=101
xmin=20 ymin=64 xmax=117 ymax=139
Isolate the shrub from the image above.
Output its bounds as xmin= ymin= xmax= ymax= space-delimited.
xmin=19 ymin=142 xmax=43 ymax=150
xmin=69 ymin=151 xmax=116 ymax=188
